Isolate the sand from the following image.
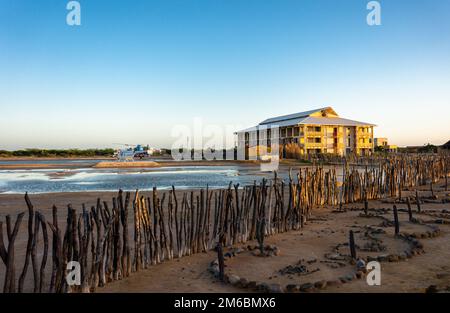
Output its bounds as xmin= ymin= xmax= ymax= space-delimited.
xmin=0 ymin=181 xmax=449 ymax=293
xmin=93 ymin=161 xmax=161 ymax=168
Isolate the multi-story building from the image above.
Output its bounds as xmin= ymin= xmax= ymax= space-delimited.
xmin=374 ymin=137 xmax=398 ymax=153
xmin=236 ymin=107 xmax=375 ymax=158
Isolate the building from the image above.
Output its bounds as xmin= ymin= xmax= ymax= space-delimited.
xmin=236 ymin=107 xmax=376 ymax=158
xmin=374 ymin=137 xmax=398 ymax=153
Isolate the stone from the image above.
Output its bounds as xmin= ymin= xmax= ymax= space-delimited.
xmin=355 ymin=271 xmax=364 ymax=279
xmin=299 ymin=283 xmax=315 ymax=292
xmin=326 ymin=279 xmax=342 ymax=287
xmin=285 ymin=284 xmax=300 ymax=292
xmin=256 ymin=282 xmax=269 ymax=292
xmin=388 ymin=255 xmax=399 ymax=262
xmin=314 ymin=280 xmax=327 ymax=290
xmin=356 ymin=259 xmax=366 ymax=270
xmin=425 ymin=285 xmax=438 ymax=293
xmin=239 ymin=278 xmax=249 ymax=288
xmin=228 ymin=274 xmax=240 ymax=286
xmin=345 ymin=273 xmax=355 ymax=281
xmin=268 ymin=283 xmax=284 ymax=293
xmin=247 ymin=281 xmax=257 ymax=289
xmin=251 ymin=250 xmax=261 ymax=257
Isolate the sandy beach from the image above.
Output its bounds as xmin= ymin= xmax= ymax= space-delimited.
xmin=1 ymin=180 xmax=449 ymax=293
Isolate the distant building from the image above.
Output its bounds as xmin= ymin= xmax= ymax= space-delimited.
xmin=236 ymin=107 xmax=376 ymax=158
xmin=374 ymin=137 xmax=398 ymax=153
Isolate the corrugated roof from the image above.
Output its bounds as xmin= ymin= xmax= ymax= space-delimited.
xmin=235 ymin=106 xmax=375 ymax=133
xmin=259 ymin=107 xmax=330 ymax=125
xmin=300 ymin=116 xmax=376 ymax=127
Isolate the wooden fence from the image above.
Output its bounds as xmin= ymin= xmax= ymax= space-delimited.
xmin=0 ymin=154 xmax=448 ymax=292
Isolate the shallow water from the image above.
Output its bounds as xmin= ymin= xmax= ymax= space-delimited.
xmin=0 ymin=165 xmax=287 ymax=194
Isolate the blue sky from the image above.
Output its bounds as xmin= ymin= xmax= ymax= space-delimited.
xmin=1 ymin=0 xmax=449 ymax=149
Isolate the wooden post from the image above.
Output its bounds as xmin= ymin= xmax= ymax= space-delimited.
xmin=415 ymin=190 xmax=421 ymax=213
xmin=216 ymin=241 xmax=225 ymax=282
xmin=406 ymin=197 xmax=413 ymax=221
xmin=18 ymin=193 xmax=34 ymax=293
xmin=349 ymin=230 xmax=357 ymax=260
xmin=2 ymin=212 xmax=25 ymax=293
xmin=393 ymin=205 xmax=400 ymax=235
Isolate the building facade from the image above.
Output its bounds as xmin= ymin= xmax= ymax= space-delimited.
xmin=374 ymin=137 xmax=398 ymax=153
xmin=236 ymin=107 xmax=375 ymax=158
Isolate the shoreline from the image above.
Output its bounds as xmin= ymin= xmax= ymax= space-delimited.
xmin=0 ymin=158 xmax=287 ymax=170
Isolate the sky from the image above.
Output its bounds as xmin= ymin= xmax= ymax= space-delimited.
xmin=0 ymin=0 xmax=449 ymax=150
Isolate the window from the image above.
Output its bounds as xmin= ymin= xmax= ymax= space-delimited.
xmin=315 ymin=126 xmax=321 ymax=132
xmin=315 ymin=138 xmax=321 ymax=143
xmin=287 ymin=128 xmax=293 ymax=137
xmin=281 ymin=128 xmax=286 ymax=137
xmin=294 ymin=127 xmax=300 ymax=136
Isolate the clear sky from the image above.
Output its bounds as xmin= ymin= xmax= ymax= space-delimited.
xmin=1 ymin=0 xmax=449 ymax=150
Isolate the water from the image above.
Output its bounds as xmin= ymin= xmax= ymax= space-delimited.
xmin=0 ymin=166 xmax=285 ymax=194
xmin=0 ymin=159 xmax=104 ymax=165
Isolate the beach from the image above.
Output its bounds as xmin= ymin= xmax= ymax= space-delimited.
xmin=0 ymin=181 xmax=449 ymax=293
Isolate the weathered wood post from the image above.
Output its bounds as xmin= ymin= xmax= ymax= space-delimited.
xmin=18 ymin=193 xmax=34 ymax=293
xmin=415 ymin=190 xmax=421 ymax=213
xmin=216 ymin=241 xmax=225 ymax=282
xmin=1 ymin=212 xmax=25 ymax=293
xmin=349 ymin=230 xmax=356 ymax=260
xmin=406 ymin=197 xmax=413 ymax=222
xmin=393 ymin=205 xmax=400 ymax=235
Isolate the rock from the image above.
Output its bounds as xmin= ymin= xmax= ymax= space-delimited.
xmin=285 ymin=284 xmax=300 ymax=292
xmin=356 ymin=259 xmax=366 ymax=270
xmin=377 ymin=255 xmax=389 ymax=262
xmin=299 ymin=283 xmax=315 ymax=292
xmin=247 ymin=281 xmax=257 ymax=289
xmin=256 ymin=282 xmax=269 ymax=292
xmin=228 ymin=274 xmax=240 ymax=286
xmin=208 ymin=265 xmax=219 ymax=274
xmin=224 ymin=252 xmax=233 ymax=258
xmin=388 ymin=255 xmax=399 ymax=262
xmin=314 ymin=280 xmax=327 ymax=290
xmin=425 ymin=285 xmax=439 ymax=293
xmin=239 ymin=278 xmax=249 ymax=288
xmin=345 ymin=273 xmax=355 ymax=281
xmin=268 ymin=283 xmax=284 ymax=293
xmin=326 ymin=279 xmax=342 ymax=287
xmin=251 ymin=250 xmax=261 ymax=257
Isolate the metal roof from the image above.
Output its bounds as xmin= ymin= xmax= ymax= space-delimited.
xmin=259 ymin=107 xmax=331 ymax=125
xmin=236 ymin=107 xmax=376 ymax=133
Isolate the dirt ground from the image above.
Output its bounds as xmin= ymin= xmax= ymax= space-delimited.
xmin=0 ymin=182 xmax=449 ymax=293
